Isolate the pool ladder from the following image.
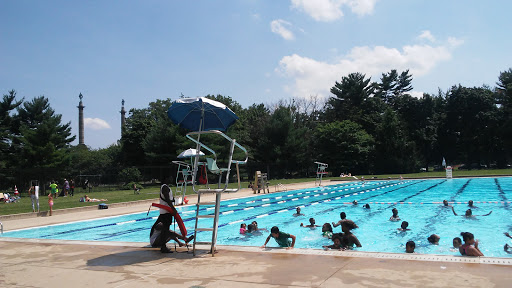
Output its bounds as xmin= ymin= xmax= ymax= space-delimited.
xmin=192 ymin=192 xmax=221 ymax=256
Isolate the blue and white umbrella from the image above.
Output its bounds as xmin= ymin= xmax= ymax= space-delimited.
xmin=167 ymin=97 xmax=238 ymax=132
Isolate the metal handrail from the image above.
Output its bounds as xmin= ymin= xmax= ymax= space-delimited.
xmin=1 ymin=221 xmax=3 ymax=235
xmin=186 ymin=130 xmax=249 ymax=164
xmin=185 ymin=130 xmax=248 ymax=194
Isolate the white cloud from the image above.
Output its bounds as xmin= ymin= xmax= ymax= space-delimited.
xmin=409 ymin=91 xmax=425 ymax=98
xmin=271 ymin=19 xmax=295 ymax=40
xmin=84 ymin=118 xmax=111 ymax=130
xmin=291 ymin=0 xmax=377 ymax=22
xmin=347 ymin=0 xmax=378 ymax=16
xmin=418 ymin=30 xmax=435 ymax=42
xmin=277 ymin=33 xmax=464 ymax=98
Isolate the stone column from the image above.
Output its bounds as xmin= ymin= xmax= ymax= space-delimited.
xmin=77 ymin=93 xmax=85 ymax=146
xmin=120 ymin=99 xmax=126 ymax=134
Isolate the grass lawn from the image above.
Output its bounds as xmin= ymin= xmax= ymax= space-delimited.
xmin=1 ymin=169 xmax=510 ymax=216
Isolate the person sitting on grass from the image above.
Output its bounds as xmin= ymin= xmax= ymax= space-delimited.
xmin=451 ymin=207 xmax=492 ymax=218
xmin=300 ymin=218 xmax=320 ymax=228
xmin=397 ymin=221 xmax=410 ymax=231
xmin=84 ymin=195 xmax=107 ymax=202
xmin=405 ymin=241 xmax=415 ymax=253
xmin=323 ymin=235 xmax=344 ymax=251
xmin=261 ymin=226 xmax=296 ymax=250
xmin=389 ymin=208 xmax=401 ymax=221
xmin=459 ymin=232 xmax=484 ymax=256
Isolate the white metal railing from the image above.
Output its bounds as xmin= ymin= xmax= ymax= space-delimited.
xmin=186 ymin=130 xmax=248 ymax=194
xmin=275 ymin=183 xmax=287 ymax=192
xmin=1 ymin=221 xmax=3 ymax=235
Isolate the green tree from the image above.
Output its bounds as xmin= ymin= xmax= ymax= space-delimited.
xmin=314 ymin=120 xmax=374 ymax=175
xmin=373 ymin=108 xmax=418 ymax=173
xmin=442 ymin=85 xmax=499 ymax=167
xmin=14 ymin=96 xmax=75 ymax=168
xmin=496 ymin=68 xmax=512 ymax=166
xmin=0 ymin=90 xmax=23 ymax=187
xmin=325 ymin=72 xmax=374 ymax=123
xmin=12 ymin=96 xmax=75 ymax=186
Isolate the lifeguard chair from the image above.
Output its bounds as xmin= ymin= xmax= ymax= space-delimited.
xmin=167 ymin=97 xmax=248 ymax=256
xmin=171 ymin=160 xmax=193 ymax=205
xmin=253 ymin=171 xmax=269 ymax=194
xmin=315 ymin=161 xmax=328 ymax=186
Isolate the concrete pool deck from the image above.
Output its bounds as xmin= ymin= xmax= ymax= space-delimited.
xmin=1 ymin=181 xmax=512 ymax=287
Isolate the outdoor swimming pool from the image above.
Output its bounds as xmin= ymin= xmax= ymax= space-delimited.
xmin=2 ymin=177 xmax=512 ymax=257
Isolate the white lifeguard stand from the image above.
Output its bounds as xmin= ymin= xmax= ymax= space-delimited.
xmin=171 ymin=160 xmax=193 ymax=205
xmin=315 ymin=161 xmax=328 ymax=186
xmin=168 ymin=97 xmax=248 ymax=257
xmin=446 ymin=166 xmax=453 ymax=179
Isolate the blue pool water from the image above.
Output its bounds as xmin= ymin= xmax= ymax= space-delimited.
xmin=3 ymin=178 xmax=512 ymax=257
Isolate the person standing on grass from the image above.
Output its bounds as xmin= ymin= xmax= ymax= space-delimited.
xmin=29 ymin=185 xmax=39 ymax=212
xmin=69 ymin=179 xmax=75 ymax=196
xmin=49 ymin=181 xmax=57 ymax=198
xmin=64 ymin=178 xmax=70 ymax=196
xmin=48 ymin=193 xmax=54 ymax=216
xmin=261 ymin=226 xmax=296 ymax=249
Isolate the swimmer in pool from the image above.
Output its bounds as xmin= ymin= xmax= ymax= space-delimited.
xmin=251 ymin=221 xmax=267 ymax=232
xmin=323 ymin=235 xmax=344 ymax=251
xmin=451 ymin=237 xmax=462 ymax=252
xmin=451 ymin=207 xmax=492 ymax=218
xmin=293 ymin=207 xmax=305 ymax=217
xmin=397 ymin=221 xmax=410 ymax=231
xmin=459 ymin=232 xmax=483 ymax=256
xmin=322 ymin=223 xmax=333 ymax=238
xmin=363 ymin=203 xmax=370 ymax=209
xmin=332 ymin=212 xmax=349 ymax=229
xmin=340 ymin=220 xmax=361 ymax=248
xmin=405 ymin=241 xmax=415 ymax=253
xmin=427 ymin=234 xmax=440 ymax=245
xmin=300 ymin=217 xmax=320 ymax=228
xmin=442 ymin=199 xmax=452 ymax=207
xmin=468 ymin=200 xmax=478 ymax=208
xmin=389 ymin=208 xmax=401 ymax=221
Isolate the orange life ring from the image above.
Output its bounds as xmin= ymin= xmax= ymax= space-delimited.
xmin=151 ymin=203 xmax=187 ymax=237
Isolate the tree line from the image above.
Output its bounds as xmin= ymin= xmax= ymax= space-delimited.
xmin=1 ymin=68 xmax=511 ymax=191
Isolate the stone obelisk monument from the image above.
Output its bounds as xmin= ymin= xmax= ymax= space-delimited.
xmin=120 ymin=99 xmax=126 ymax=134
xmin=77 ymin=93 xmax=85 ymax=146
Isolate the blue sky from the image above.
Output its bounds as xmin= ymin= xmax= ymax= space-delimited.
xmin=1 ymin=0 xmax=511 ymax=149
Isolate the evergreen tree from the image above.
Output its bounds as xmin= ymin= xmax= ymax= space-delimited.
xmin=13 ymin=96 xmax=75 ymax=182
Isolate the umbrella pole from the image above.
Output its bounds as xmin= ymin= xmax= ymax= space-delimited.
xmin=191 ymin=117 xmax=203 ymax=191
